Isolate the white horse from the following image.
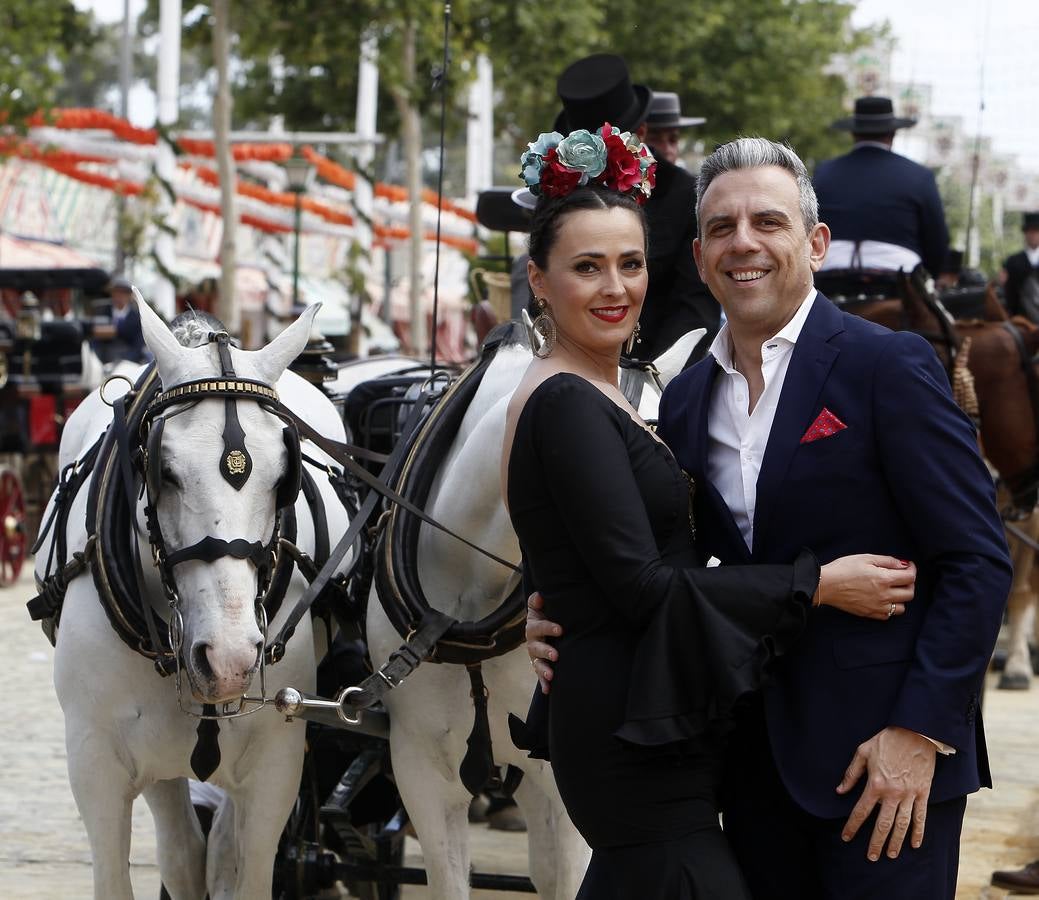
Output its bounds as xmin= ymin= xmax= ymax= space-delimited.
xmin=35 ymin=301 xmax=351 ymax=899
xmin=364 ymin=325 xmax=705 ymax=899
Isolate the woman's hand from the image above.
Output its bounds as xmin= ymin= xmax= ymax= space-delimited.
xmin=817 ymin=555 xmax=916 ymax=620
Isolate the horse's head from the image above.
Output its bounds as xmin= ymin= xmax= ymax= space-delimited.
xmin=626 ymin=327 xmax=707 ymax=421
xmin=137 ymin=298 xmax=317 ymax=703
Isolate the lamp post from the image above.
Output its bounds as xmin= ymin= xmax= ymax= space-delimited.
xmin=284 ymin=154 xmax=315 ymax=308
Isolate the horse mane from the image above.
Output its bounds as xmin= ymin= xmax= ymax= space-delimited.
xmin=169 ymin=309 xmax=227 ymax=348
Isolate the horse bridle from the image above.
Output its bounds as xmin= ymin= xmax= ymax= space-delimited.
xmin=138 ymin=331 xmax=302 ymax=715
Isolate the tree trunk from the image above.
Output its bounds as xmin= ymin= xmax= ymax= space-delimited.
xmin=212 ymin=0 xmax=237 ymax=332
xmin=390 ymin=21 xmax=425 ymax=355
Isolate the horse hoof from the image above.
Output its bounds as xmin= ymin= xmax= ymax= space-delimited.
xmin=487 ymin=803 xmax=527 ymax=833
xmin=998 ymin=672 xmax=1032 ymax=690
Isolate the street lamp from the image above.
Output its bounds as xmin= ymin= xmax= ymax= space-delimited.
xmin=284 ymin=154 xmax=315 ymax=308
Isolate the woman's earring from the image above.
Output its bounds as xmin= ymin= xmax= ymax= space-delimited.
xmin=531 ymin=297 xmax=557 ymax=358
xmin=624 ymin=321 xmax=642 ymax=356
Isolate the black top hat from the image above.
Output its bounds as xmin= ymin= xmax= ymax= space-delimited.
xmin=645 ymin=92 xmax=705 ymax=129
xmin=554 ymin=54 xmax=653 ymax=134
xmin=831 ymin=96 xmax=917 ymax=133
xmin=1023 ymin=212 xmax=1039 ymax=232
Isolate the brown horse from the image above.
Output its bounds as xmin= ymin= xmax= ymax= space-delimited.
xmin=820 ymin=267 xmax=1039 ymax=689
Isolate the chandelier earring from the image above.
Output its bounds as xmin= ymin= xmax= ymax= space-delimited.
xmin=624 ymin=321 xmax=642 ymax=356
xmin=531 ymin=297 xmax=557 ymax=358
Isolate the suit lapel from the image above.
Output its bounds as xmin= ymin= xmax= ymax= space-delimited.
xmin=752 ymin=296 xmax=843 ymax=556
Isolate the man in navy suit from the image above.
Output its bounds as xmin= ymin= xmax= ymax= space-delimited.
xmin=814 ymin=96 xmax=949 ymax=278
xmin=528 ymin=138 xmax=1010 ymax=898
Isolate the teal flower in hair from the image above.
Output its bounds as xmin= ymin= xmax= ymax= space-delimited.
xmin=555 ymin=129 xmax=608 ymax=179
xmin=520 ymin=131 xmax=563 ymax=190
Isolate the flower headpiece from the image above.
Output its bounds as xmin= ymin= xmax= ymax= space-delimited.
xmin=519 ymin=123 xmax=656 ymax=205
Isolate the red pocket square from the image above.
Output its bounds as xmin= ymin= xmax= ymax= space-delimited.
xmin=800 ymin=408 xmax=847 ymax=444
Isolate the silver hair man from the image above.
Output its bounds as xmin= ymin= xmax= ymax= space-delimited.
xmin=696 ymin=137 xmax=819 ymax=233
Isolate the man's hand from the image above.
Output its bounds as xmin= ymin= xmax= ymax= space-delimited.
xmin=525 ymin=592 xmax=562 ymax=694
xmin=836 ymin=726 xmax=937 ymax=861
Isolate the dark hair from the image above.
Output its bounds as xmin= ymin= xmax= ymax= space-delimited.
xmin=528 ymin=185 xmax=648 ymax=273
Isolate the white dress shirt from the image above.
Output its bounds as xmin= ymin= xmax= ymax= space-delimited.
xmin=706 ymin=289 xmax=955 ymax=755
xmin=1026 ymin=245 xmax=1039 ymax=267
xmin=706 ymin=290 xmax=817 ymax=552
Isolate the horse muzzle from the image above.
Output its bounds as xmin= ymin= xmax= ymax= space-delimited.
xmin=186 ymin=638 xmax=263 ymax=703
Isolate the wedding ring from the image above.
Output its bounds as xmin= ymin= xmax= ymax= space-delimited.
xmin=887 ymin=602 xmax=895 ymax=618
xmin=530 ymin=658 xmax=537 ymax=670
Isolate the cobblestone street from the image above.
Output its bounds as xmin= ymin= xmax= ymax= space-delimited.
xmin=2 ymin=561 xmax=1037 ymax=898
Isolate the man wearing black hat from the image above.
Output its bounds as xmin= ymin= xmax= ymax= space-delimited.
xmin=814 ymin=96 xmax=949 ymax=279
xmin=1000 ymin=212 xmax=1039 ymax=319
xmin=644 ymin=91 xmax=705 ymax=167
xmin=553 ymin=54 xmax=719 ymax=361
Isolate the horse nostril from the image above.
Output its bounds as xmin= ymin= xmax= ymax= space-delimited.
xmin=192 ymin=642 xmax=214 ymax=680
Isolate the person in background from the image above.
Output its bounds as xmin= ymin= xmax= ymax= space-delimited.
xmin=815 ymin=96 xmax=949 ymax=279
xmin=93 ymin=275 xmax=148 ymax=364
xmin=1000 ymin=211 xmax=1039 ymax=318
xmin=644 ymin=91 xmax=705 ymax=167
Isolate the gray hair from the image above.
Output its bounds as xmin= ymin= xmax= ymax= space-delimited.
xmin=695 ymin=137 xmax=819 ymax=234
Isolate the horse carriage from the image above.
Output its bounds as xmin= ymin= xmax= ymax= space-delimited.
xmin=0 ymin=266 xmax=113 ymax=586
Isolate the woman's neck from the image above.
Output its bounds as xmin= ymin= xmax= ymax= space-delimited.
xmin=553 ymin=335 xmax=621 ymax=386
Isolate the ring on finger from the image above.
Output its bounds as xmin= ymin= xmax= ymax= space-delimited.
xmin=887 ymin=602 xmax=895 ymax=618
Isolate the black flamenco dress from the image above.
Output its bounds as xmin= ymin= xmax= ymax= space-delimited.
xmin=506 ymin=374 xmax=818 ymax=900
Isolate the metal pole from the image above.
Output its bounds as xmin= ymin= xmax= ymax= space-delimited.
xmin=292 ymin=191 xmax=302 ymax=306
xmin=115 ymin=0 xmax=132 ymax=275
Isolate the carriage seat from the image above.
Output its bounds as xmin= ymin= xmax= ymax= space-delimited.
xmin=938 ymin=285 xmax=988 ymax=321
xmin=814 ymin=268 xmax=900 ymax=303
xmin=342 ymin=371 xmax=437 ymax=472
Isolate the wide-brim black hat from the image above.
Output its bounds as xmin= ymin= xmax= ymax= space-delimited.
xmin=1023 ymin=212 xmax=1039 ymax=231
xmin=645 ymin=92 xmax=705 ymax=129
xmin=832 ymin=96 xmax=916 ymax=133
xmin=553 ymin=54 xmax=653 ymax=134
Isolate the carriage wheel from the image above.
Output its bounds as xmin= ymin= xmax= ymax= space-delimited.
xmin=0 ymin=467 xmax=27 ymax=587
xmin=21 ymin=453 xmax=57 ymax=549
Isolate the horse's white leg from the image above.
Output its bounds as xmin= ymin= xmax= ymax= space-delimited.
xmin=389 ymin=729 xmax=473 ymax=900
xmin=1001 ymin=520 xmax=1038 ymax=688
xmin=206 ymin=733 xmax=305 ymax=900
xmin=143 ymin=779 xmax=207 ymax=899
xmin=64 ymin=728 xmax=136 ymax=900
xmin=512 ymin=765 xmax=590 ymax=899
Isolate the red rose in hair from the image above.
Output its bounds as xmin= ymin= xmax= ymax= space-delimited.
xmin=540 ymin=148 xmax=582 ymax=198
xmin=599 ymin=126 xmax=641 ymax=194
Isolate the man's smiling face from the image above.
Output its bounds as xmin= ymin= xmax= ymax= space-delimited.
xmin=694 ymin=165 xmax=829 ymax=338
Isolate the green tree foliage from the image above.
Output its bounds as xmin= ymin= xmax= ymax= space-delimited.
xmin=0 ymin=0 xmax=105 ymax=127
xmin=602 ymin=0 xmax=869 ymax=165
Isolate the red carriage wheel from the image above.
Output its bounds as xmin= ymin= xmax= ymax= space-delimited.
xmin=0 ymin=467 xmax=27 ymax=587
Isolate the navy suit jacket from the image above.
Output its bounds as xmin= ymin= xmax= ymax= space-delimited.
xmin=657 ymin=294 xmax=1011 ymax=818
xmin=814 ymin=145 xmax=949 ymax=278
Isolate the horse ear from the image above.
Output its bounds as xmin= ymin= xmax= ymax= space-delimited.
xmin=247 ymin=303 xmax=320 ymax=385
xmin=133 ymin=288 xmax=183 ymax=376
xmin=653 ymin=327 xmax=706 ymax=387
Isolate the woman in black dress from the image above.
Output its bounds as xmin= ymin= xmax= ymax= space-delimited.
xmin=503 ymin=127 xmax=914 ymax=899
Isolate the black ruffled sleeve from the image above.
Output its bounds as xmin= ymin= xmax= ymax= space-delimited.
xmin=616 ymin=549 xmax=818 ymax=746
